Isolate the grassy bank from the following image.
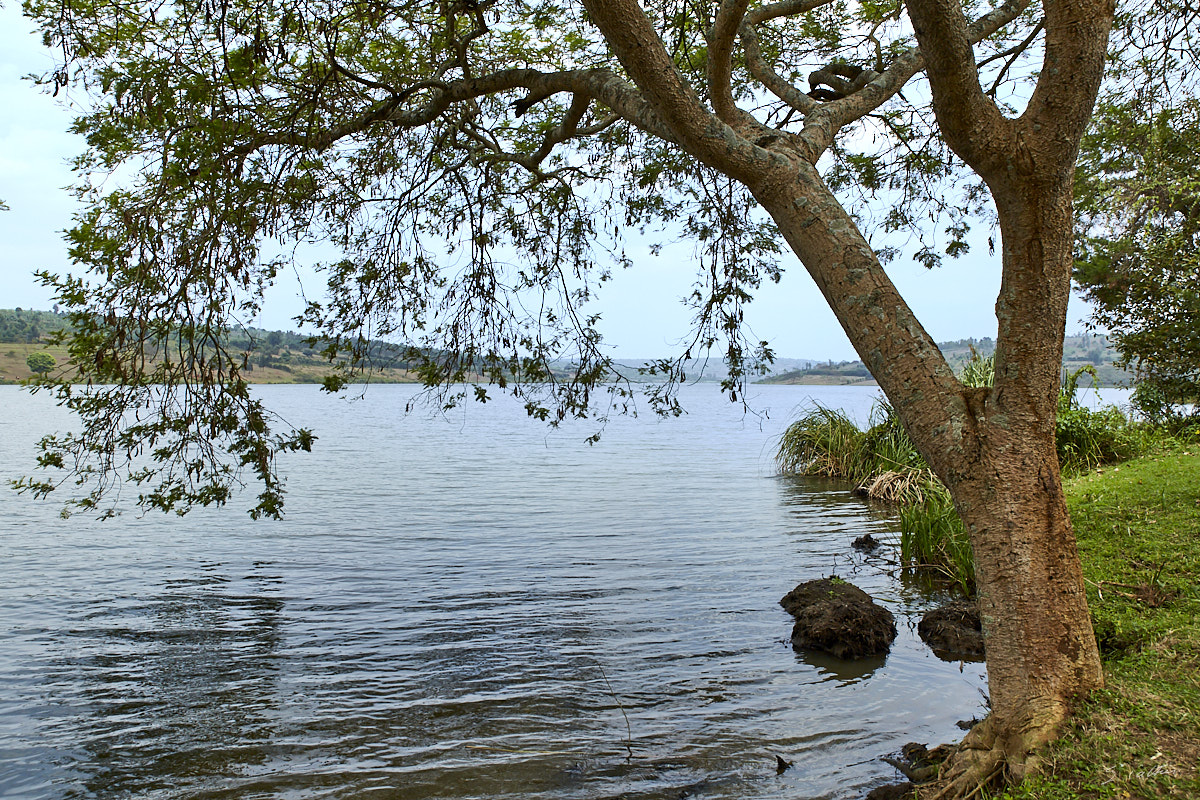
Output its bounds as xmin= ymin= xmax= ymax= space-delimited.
xmin=990 ymin=445 xmax=1200 ymax=799
xmin=0 ymin=341 xmax=421 ymax=384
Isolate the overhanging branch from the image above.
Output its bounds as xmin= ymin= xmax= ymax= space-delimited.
xmin=227 ymin=68 xmax=676 ymax=162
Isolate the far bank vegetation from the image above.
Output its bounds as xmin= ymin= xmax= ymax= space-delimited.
xmin=762 ymin=335 xmax=1132 ymax=387
xmin=0 ymin=308 xmax=422 ymax=385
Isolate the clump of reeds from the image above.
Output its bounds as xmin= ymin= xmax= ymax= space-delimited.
xmin=776 ymin=354 xmax=996 ymax=592
xmin=898 ymin=486 xmax=975 ymax=595
xmin=777 ymin=354 xmax=1146 ymax=595
xmin=859 ymin=467 xmax=940 ymax=506
xmin=776 ymin=398 xmax=971 ymax=589
xmin=775 ymin=404 xmax=871 ymax=480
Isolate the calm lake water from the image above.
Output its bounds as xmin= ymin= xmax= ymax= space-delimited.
xmin=0 ymin=382 xmax=1128 ymax=799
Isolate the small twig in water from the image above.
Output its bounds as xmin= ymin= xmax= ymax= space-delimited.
xmin=594 ymin=659 xmax=634 ymax=760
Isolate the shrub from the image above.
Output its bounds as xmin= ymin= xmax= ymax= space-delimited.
xmin=1056 ymin=366 xmax=1138 ymax=473
xmin=26 ymin=352 xmax=55 ymax=374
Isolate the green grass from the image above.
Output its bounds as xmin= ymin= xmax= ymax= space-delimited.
xmin=990 ymin=445 xmax=1200 ymax=799
xmin=898 ymin=486 xmax=974 ymax=594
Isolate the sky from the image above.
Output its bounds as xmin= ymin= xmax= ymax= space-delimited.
xmin=0 ymin=4 xmax=1099 ymax=363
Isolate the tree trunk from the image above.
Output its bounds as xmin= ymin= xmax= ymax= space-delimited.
xmin=943 ymin=432 xmax=1103 ymax=787
xmin=752 ymin=158 xmax=1104 ymax=794
xmin=925 ymin=175 xmax=1105 ymax=792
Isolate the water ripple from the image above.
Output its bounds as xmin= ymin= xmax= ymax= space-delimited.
xmin=0 ymin=384 xmax=997 ymax=799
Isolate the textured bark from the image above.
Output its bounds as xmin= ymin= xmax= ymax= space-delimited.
xmin=749 ymin=155 xmax=1104 ymax=797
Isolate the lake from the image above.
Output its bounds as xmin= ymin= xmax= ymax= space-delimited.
xmin=0 ymin=382 xmax=1128 ymax=799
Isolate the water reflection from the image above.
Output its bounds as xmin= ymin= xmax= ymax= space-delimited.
xmin=41 ymin=563 xmax=284 ymax=797
xmin=793 ymin=649 xmax=889 ymax=685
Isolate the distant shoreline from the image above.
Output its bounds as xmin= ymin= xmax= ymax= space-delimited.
xmin=1 ymin=307 xmax=1130 ymax=388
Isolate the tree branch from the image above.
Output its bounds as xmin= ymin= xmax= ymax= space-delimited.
xmin=707 ymin=0 xmax=752 ymax=123
xmin=982 ymin=18 xmax=1044 ymax=98
xmin=903 ymin=0 xmax=1015 ymax=175
xmin=733 ymin=0 xmax=1034 ymax=161
xmin=1022 ymin=0 xmax=1116 ymax=159
xmin=580 ymin=0 xmax=787 ymax=185
xmin=501 ymin=94 xmax=621 ymax=178
xmin=738 ymin=9 xmax=820 ymax=117
xmin=745 ymin=0 xmax=834 ymax=25
xmin=229 ymin=68 xmax=676 ymax=160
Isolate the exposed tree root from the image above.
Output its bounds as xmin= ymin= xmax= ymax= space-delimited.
xmin=914 ymin=715 xmax=1058 ymax=800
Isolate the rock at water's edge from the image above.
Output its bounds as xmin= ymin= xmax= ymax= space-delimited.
xmin=918 ymin=600 xmax=985 ymax=659
xmin=780 ymin=578 xmax=897 ymax=659
xmin=852 ymin=533 xmax=881 ymax=552
xmin=864 ymin=783 xmax=915 ymax=800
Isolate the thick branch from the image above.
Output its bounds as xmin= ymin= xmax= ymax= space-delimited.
xmin=580 ymin=0 xmax=787 ymax=185
xmin=707 ymin=0 xmax=752 ymax=123
xmin=1022 ymin=0 xmax=1116 ymax=160
xmin=752 ymin=162 xmax=969 ymax=467
xmin=744 ymin=0 xmax=833 ymax=24
xmin=903 ymin=0 xmax=1015 ymax=176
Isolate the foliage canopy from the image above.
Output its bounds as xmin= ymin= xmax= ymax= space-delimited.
xmin=18 ymin=0 xmax=1055 ymax=517
xmin=1074 ymin=0 xmax=1200 ymax=419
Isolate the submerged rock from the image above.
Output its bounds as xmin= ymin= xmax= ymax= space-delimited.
xmin=918 ymin=600 xmax=985 ymax=659
xmin=780 ymin=578 xmax=897 ymax=659
xmin=852 ymin=533 xmax=881 ymax=552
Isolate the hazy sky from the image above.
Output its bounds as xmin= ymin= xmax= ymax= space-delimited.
xmin=0 ymin=4 xmax=1098 ymax=362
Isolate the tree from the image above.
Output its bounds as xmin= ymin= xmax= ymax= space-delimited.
xmin=1074 ymin=0 xmax=1200 ymax=420
xmin=26 ymin=351 xmax=55 ymax=374
xmin=18 ymin=0 xmax=1115 ymax=791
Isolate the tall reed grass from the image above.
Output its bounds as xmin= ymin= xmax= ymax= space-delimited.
xmin=776 ymin=399 xmax=971 ymax=588
xmin=897 ymin=487 xmax=974 ymax=595
xmin=776 ymin=355 xmax=1142 ymax=595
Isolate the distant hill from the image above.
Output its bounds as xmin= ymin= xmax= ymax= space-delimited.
xmin=758 ymin=334 xmax=1133 ymax=387
xmin=1 ymin=309 xmax=1132 ymax=387
xmin=607 ymin=356 xmax=823 ymax=383
xmin=0 ymin=308 xmax=423 ymax=384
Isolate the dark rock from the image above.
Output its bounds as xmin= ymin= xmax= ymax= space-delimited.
xmin=852 ymin=533 xmax=881 ymax=552
xmin=865 ymin=783 xmax=915 ymax=800
xmin=780 ymin=578 xmax=897 ymax=659
xmin=918 ymin=600 xmax=985 ymax=659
